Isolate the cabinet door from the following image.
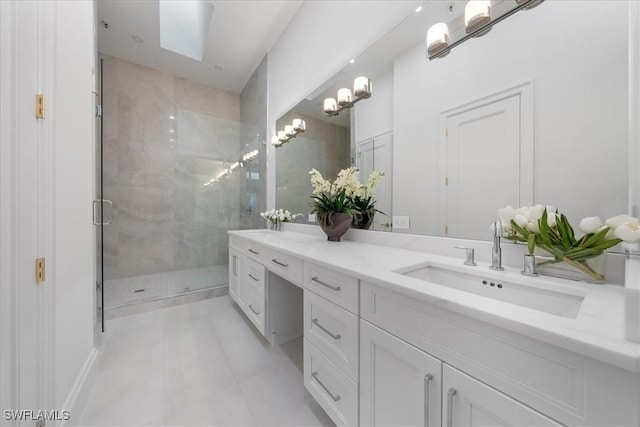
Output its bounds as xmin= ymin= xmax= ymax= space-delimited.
xmin=229 ymin=248 xmax=240 ymax=302
xmin=360 ymin=320 xmax=442 ymax=427
xmin=443 ymin=364 xmax=562 ymax=427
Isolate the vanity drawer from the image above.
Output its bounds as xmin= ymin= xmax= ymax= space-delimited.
xmin=304 ymin=263 xmax=359 ymax=314
xmin=304 ymin=339 xmax=358 ymax=427
xmin=267 ymin=248 xmax=303 ymax=286
xmin=244 ymin=257 xmax=266 ymax=296
xmin=304 ymin=290 xmax=359 ymax=380
xmin=243 ymin=284 xmax=265 ymax=335
xmin=232 ymin=236 xmax=268 ymax=264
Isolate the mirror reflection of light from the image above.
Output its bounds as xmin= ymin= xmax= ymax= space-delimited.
xmin=204 ymin=149 xmax=261 ymax=187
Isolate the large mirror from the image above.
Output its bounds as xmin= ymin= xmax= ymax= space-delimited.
xmin=276 ymin=0 xmax=630 ymax=241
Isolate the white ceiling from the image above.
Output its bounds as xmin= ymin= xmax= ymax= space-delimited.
xmin=97 ymin=0 xmax=303 ymax=94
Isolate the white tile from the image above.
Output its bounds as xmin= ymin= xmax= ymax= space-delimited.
xmin=79 ymin=296 xmax=334 ymax=427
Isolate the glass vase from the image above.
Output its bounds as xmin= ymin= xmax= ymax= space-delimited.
xmin=534 ymin=251 xmax=606 ymax=284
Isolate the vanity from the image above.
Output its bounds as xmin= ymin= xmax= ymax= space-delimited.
xmin=228 ymin=227 xmax=640 ymax=427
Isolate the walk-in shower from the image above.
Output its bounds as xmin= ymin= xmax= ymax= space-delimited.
xmin=95 ymin=55 xmax=265 ymax=324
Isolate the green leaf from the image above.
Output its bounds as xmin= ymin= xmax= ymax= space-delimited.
xmin=527 ymin=233 xmax=536 ymax=255
xmin=539 ymin=210 xmax=551 ymax=245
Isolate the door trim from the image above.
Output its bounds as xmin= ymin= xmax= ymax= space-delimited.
xmin=438 ymin=81 xmax=534 ymax=235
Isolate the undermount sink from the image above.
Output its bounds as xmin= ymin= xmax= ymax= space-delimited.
xmin=396 ymin=264 xmax=584 ymax=318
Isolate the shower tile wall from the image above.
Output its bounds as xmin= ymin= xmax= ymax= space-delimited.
xmin=101 ymin=54 xmax=242 ymax=282
xmin=276 ymin=112 xmax=349 ymax=217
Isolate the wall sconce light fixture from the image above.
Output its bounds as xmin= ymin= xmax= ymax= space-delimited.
xmin=426 ymin=0 xmax=544 ymax=60
xmin=272 ymin=118 xmax=306 ymax=147
xmin=323 ymin=76 xmax=372 ymax=117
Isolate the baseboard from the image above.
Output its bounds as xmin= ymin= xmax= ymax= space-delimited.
xmin=58 ymin=347 xmax=99 ymax=427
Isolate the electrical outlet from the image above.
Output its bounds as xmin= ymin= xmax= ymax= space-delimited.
xmin=392 ymin=216 xmax=410 ymax=229
xmin=308 ymin=213 xmax=317 ymax=223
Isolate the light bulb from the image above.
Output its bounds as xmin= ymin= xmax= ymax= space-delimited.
xmin=426 ymin=23 xmax=450 ymax=57
xmin=465 ymin=0 xmax=491 ymax=34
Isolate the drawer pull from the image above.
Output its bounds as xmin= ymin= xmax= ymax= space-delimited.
xmin=248 ymin=248 xmax=260 ymax=255
xmin=311 ymin=276 xmax=341 ymax=291
xmin=446 ymin=387 xmax=457 ymax=427
xmin=248 ymin=273 xmax=260 ymax=282
xmin=272 ymin=258 xmax=289 ymax=268
xmin=312 ymin=318 xmax=341 ymax=340
xmin=311 ymin=371 xmax=341 ymax=402
xmin=248 ymin=304 xmax=260 ymax=315
xmin=424 ymin=374 xmax=433 ymax=427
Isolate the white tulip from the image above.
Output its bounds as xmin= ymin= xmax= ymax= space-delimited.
xmin=498 ymin=205 xmax=515 ymax=223
xmin=605 ymin=214 xmax=638 ymax=229
xmin=578 ymin=216 xmax=602 ymax=234
xmin=530 ymin=204 xmax=545 ymax=220
xmin=599 ymin=225 xmax=617 ymax=240
xmin=546 ymin=205 xmax=556 ymax=216
xmin=515 ymin=207 xmax=531 ymax=221
xmin=547 ymin=212 xmax=557 ymax=228
xmin=614 ymin=222 xmax=640 ymax=243
xmin=514 ymin=214 xmax=529 ymax=228
xmin=526 ymin=221 xmax=540 ymax=234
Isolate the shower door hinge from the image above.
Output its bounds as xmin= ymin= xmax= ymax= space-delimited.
xmin=35 ymin=257 xmax=46 ymax=283
xmin=35 ymin=94 xmax=46 ymax=119
xmin=95 ymin=105 xmax=102 ymax=117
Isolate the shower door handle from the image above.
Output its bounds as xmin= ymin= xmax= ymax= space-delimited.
xmin=92 ymin=199 xmax=113 ymax=225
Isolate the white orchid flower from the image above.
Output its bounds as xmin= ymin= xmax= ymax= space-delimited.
xmin=578 ymin=216 xmax=602 ymax=234
xmin=614 ymin=222 xmax=640 ymax=243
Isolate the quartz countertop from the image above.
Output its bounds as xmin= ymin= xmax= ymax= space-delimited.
xmin=228 ymin=229 xmax=640 ymax=373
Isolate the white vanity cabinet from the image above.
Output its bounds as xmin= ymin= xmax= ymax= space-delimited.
xmin=303 ymin=262 xmax=360 ymax=427
xmin=229 ymin=245 xmax=267 ymax=335
xmin=360 ymin=320 xmax=442 ymax=427
xmin=360 ymin=281 xmax=640 ymax=426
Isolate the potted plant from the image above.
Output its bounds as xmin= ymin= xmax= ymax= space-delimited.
xmin=499 ymin=205 xmax=640 ymax=282
xmin=350 ymin=170 xmax=385 ymax=229
xmin=309 ymin=168 xmax=356 ymax=241
xmin=260 ymin=208 xmax=293 ymax=231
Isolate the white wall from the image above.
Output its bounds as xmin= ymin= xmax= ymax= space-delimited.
xmin=266 ymin=0 xmax=422 ymax=208
xmin=51 ymin=0 xmax=96 ymax=412
xmin=354 ymin=69 xmax=394 ymax=142
xmin=392 ymin=1 xmax=629 ymax=235
xmin=0 ymin=0 xmax=96 ymax=421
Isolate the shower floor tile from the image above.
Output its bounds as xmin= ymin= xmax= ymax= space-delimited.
xmin=79 ymin=296 xmax=334 ymax=427
xmin=104 ymin=265 xmax=229 ymax=310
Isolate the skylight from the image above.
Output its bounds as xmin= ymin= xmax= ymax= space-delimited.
xmin=159 ymin=0 xmax=214 ymax=61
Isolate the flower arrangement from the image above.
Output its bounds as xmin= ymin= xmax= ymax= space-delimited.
xmin=499 ymin=205 xmax=640 ymax=281
xmin=309 ymin=167 xmax=385 ymax=229
xmin=260 ymin=208 xmax=293 ymax=230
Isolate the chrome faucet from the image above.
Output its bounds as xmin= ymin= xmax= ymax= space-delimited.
xmin=490 ymin=220 xmax=504 ymax=271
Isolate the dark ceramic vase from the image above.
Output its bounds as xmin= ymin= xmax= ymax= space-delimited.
xmin=317 ymin=212 xmax=352 ymax=242
xmin=352 ymin=209 xmax=375 ymax=230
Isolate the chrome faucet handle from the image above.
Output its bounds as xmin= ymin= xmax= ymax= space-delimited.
xmin=490 ymin=220 xmax=504 ymax=271
xmin=454 ymin=246 xmax=477 ymax=266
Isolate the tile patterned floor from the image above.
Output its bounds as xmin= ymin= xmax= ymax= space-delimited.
xmin=104 ymin=266 xmax=229 ymax=310
xmin=79 ymin=296 xmax=334 ymax=427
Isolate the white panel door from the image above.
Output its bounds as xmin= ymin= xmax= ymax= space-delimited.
xmin=356 ymin=132 xmax=393 ymax=231
xmin=360 ymin=320 xmax=442 ymax=427
xmin=444 ymin=95 xmax=521 ymax=240
xmin=443 ymin=364 xmax=562 ymax=427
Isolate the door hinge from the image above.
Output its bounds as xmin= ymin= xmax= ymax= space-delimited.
xmin=95 ymin=104 xmax=102 ymax=117
xmin=36 ymin=257 xmax=46 ymax=283
xmin=35 ymin=94 xmax=46 ymax=119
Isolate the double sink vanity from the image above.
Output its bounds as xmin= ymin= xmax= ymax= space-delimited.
xmin=228 ymin=226 xmax=640 ymax=426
